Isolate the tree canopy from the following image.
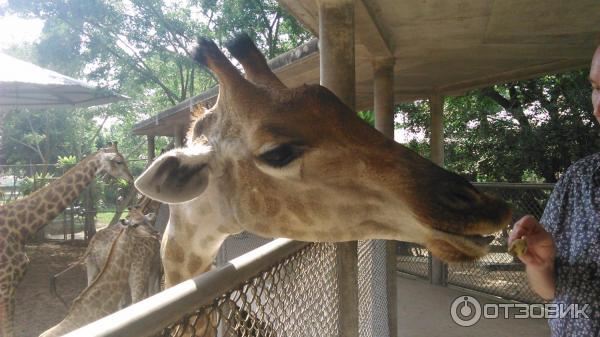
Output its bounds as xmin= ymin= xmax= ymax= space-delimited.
xmin=397 ymin=70 xmax=599 ymax=183
xmin=2 ymin=0 xmax=311 ymax=166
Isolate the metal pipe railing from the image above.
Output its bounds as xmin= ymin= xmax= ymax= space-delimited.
xmin=64 ymin=238 xmax=309 ymax=337
xmin=473 ymin=182 xmax=554 ymax=189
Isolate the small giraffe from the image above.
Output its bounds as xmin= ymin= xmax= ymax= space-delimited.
xmin=43 ymin=206 xmax=161 ymax=336
xmin=120 ymin=205 xmax=161 ymax=306
xmin=0 ymin=144 xmax=133 ymax=337
xmin=84 ymin=206 xmax=158 ymax=287
xmin=39 ymin=225 xmax=135 ymax=337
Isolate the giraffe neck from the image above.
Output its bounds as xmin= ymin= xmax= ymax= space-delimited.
xmin=4 ymin=151 xmax=102 ymax=241
xmin=162 ymin=201 xmax=234 ymax=287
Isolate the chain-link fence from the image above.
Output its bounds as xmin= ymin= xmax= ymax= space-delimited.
xmin=396 ymin=182 xmax=554 ymax=303
xmin=65 ymin=240 xmax=345 ymax=337
xmin=447 ymin=183 xmax=553 ymax=303
xmin=357 ymin=240 xmax=392 ymax=337
xmin=160 ymin=243 xmax=339 ymax=337
xmin=396 ymin=242 xmax=430 ymax=279
xmin=66 ymin=237 xmax=397 ymax=337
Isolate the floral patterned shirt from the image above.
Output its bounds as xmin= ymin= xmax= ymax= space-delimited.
xmin=541 ymin=152 xmax=600 ymax=337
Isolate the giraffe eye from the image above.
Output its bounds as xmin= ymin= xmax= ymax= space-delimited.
xmin=259 ymin=143 xmax=304 ymax=168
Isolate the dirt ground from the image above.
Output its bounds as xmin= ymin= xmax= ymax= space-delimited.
xmin=13 ymin=241 xmax=87 ymax=337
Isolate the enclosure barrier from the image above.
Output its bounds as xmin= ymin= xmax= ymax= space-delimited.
xmin=397 ymin=182 xmax=554 ymax=303
xmin=63 ymin=239 xmax=346 ymax=337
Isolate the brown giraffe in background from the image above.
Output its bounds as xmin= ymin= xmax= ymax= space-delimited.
xmin=41 ymin=214 xmax=160 ymax=336
xmin=51 ymin=205 xmax=161 ymax=308
xmin=134 ymin=34 xmax=512 ymax=335
xmin=83 ymin=205 xmax=158 ymax=287
xmin=39 ymin=225 xmax=135 ymax=337
xmin=0 ymin=144 xmax=133 ymax=337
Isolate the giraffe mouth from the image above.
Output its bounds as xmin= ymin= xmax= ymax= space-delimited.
xmin=425 ymin=229 xmax=497 ymax=262
xmin=463 ymin=234 xmax=495 ymax=247
xmin=433 ymin=228 xmax=496 ymax=247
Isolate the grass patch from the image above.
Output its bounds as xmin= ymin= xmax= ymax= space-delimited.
xmin=96 ymin=211 xmax=116 ymax=225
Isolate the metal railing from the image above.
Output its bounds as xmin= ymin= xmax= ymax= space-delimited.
xmin=64 ymin=239 xmax=343 ymax=337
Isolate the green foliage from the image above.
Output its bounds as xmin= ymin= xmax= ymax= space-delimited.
xmin=358 ymin=110 xmax=374 ymax=126
xmin=398 ymin=70 xmax=600 ymax=183
xmin=19 ymin=172 xmax=54 ymax=196
xmin=4 ymin=0 xmax=311 ymax=170
xmin=197 ymin=0 xmax=312 ymax=58
xmin=57 ymin=155 xmax=77 ymax=168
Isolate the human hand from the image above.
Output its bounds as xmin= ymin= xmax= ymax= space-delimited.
xmin=508 ymin=215 xmax=555 ymax=269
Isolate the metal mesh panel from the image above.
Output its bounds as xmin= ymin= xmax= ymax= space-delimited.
xmin=447 ymin=183 xmax=554 ymax=303
xmin=357 ymin=240 xmax=390 ymax=337
xmin=159 ymin=243 xmax=340 ymax=337
xmin=396 ymin=242 xmax=429 ymax=279
xmin=217 ymin=232 xmax=274 ymax=265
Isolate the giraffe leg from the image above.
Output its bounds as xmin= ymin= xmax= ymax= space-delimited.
xmin=85 ymin=261 xmax=100 ymax=286
xmin=0 ymin=295 xmax=15 ymax=337
xmin=0 ymin=236 xmax=29 ymax=337
xmin=118 ymin=286 xmax=131 ymax=309
xmin=129 ymin=264 xmax=149 ymax=304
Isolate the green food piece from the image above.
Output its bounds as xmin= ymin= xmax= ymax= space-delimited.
xmin=508 ymin=238 xmax=527 ymax=257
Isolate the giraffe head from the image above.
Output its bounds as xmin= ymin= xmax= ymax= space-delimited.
xmin=126 ymin=205 xmax=156 ymax=227
xmin=135 ymin=35 xmax=512 ymax=262
xmin=97 ymin=143 xmax=134 ymax=182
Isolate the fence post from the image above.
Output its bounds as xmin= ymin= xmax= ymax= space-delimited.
xmin=70 ymin=208 xmax=75 ymax=240
xmin=373 ymin=56 xmax=397 ymax=337
xmin=429 ymin=95 xmax=448 ymax=286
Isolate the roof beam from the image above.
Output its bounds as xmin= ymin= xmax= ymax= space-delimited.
xmin=438 ymin=59 xmax=588 ymax=96
xmin=355 ymin=0 xmax=393 ymax=59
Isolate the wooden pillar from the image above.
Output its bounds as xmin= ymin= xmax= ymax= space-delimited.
xmin=147 ymin=135 xmax=156 ymax=163
xmin=429 ymin=95 xmax=447 ymax=286
xmin=373 ymin=57 xmax=398 ymax=337
xmin=318 ymin=1 xmax=358 ymax=336
xmin=174 ymin=126 xmax=184 ymax=148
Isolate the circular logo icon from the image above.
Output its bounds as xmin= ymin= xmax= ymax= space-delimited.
xmin=450 ymin=295 xmax=482 ymax=327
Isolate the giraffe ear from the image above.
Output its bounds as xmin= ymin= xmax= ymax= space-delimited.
xmin=145 ymin=213 xmax=156 ymax=222
xmin=135 ymin=146 xmax=213 ymax=204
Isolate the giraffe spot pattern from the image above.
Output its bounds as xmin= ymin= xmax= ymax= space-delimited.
xmin=186 ymin=255 xmax=204 ymax=275
xmin=164 ymin=239 xmax=185 ymax=263
xmin=167 ymin=271 xmax=183 ymax=285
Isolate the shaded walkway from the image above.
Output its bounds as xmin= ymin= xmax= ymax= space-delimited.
xmin=397 ymin=275 xmax=550 ymax=337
